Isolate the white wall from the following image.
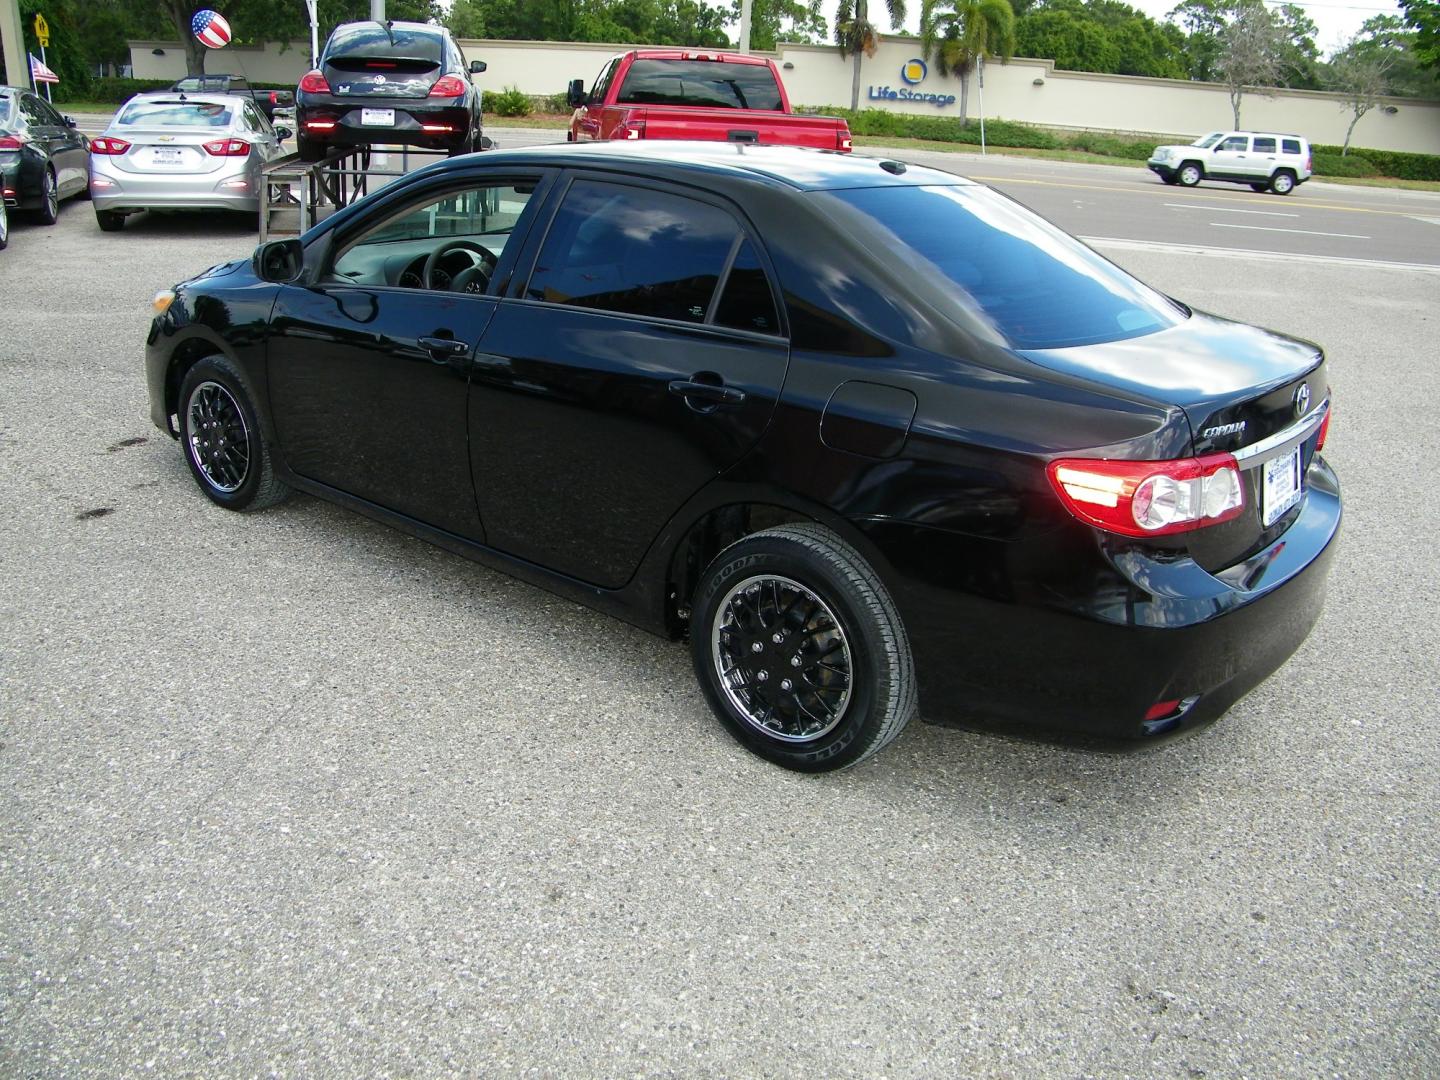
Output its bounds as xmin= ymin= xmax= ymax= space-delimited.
xmin=128 ymin=34 xmax=1440 ymax=155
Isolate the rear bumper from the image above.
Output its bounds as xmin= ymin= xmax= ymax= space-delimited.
xmin=862 ymin=455 xmax=1341 ymax=746
xmin=90 ymin=162 xmax=260 ymax=214
xmin=296 ymin=101 xmax=475 ymax=147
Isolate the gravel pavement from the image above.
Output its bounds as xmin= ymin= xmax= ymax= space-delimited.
xmin=0 ymin=185 xmax=1436 ymax=1077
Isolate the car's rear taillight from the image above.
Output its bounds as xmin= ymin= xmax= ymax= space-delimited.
xmin=90 ymin=136 xmax=131 ymax=155
xmin=299 ymin=70 xmax=331 ymax=94
xmin=839 ymin=135 xmax=852 ymax=152
xmin=203 ymin=138 xmax=251 ymax=156
xmin=0 ymin=134 xmax=27 ymax=150
xmin=1048 ymin=452 xmax=1245 ymax=537
xmin=1316 ymin=403 xmax=1331 ymax=451
xmin=614 ymin=119 xmax=645 ymax=140
xmin=269 ymin=90 xmax=279 ymax=104
xmin=429 ymin=75 xmax=467 ymax=98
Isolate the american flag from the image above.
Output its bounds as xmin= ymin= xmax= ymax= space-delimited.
xmin=192 ymin=9 xmax=232 ymax=49
xmin=29 ymin=54 xmax=58 ymax=84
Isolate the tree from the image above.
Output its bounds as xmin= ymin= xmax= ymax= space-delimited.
xmin=919 ymin=0 xmax=1015 ymax=122
xmin=729 ymin=0 xmax=826 ymax=51
xmin=1216 ymin=2 xmax=1286 ymax=125
xmin=1327 ymin=30 xmax=1397 ymax=153
xmin=1399 ymin=0 xmax=1439 ymax=71
xmin=1014 ymin=0 xmax=1184 ymax=79
xmin=835 ymin=0 xmax=907 ymax=111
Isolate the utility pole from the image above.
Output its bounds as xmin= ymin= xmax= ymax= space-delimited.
xmin=1 ymin=0 xmax=26 ymax=90
xmin=739 ymin=0 xmax=751 ymax=53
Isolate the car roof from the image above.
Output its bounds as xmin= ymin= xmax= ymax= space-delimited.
xmin=627 ymin=49 xmax=771 ymax=66
xmin=329 ymin=19 xmax=445 ymax=38
xmin=127 ymin=92 xmax=242 ymax=105
xmin=456 ymin=142 xmax=977 ymax=193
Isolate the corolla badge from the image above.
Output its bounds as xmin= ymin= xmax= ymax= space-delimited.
xmin=1294 ymin=382 xmax=1311 ymax=417
xmin=1203 ymin=421 xmax=1247 ymax=440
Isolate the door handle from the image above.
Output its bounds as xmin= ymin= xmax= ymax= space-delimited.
xmin=418 ymin=335 xmax=468 ymax=360
xmin=668 ymin=378 xmax=746 ymax=408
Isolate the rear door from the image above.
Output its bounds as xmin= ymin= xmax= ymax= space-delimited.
xmin=468 ymin=173 xmax=789 ymax=587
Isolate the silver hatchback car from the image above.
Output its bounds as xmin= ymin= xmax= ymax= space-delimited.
xmin=89 ymin=93 xmax=291 ymax=231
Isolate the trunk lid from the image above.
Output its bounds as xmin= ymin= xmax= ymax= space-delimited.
xmin=1022 ymin=311 xmax=1328 ymax=570
xmin=106 ymin=128 xmax=239 ymax=174
xmin=323 ymin=57 xmax=439 ymax=100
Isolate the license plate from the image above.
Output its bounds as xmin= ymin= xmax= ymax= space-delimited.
xmin=151 ymin=148 xmax=183 ymax=164
xmin=360 ymin=109 xmax=395 ymax=126
xmin=1262 ymin=446 xmax=1302 ymax=526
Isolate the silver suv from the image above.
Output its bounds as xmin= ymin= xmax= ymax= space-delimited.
xmin=1148 ymin=131 xmax=1312 ymax=195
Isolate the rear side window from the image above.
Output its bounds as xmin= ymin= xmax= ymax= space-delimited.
xmin=617 ymin=59 xmax=782 ymax=110
xmin=824 ymin=185 xmax=1184 ymax=350
xmin=714 ymin=240 xmax=780 ymax=335
xmin=1252 ymin=136 xmax=1276 ymax=153
xmin=1282 ymin=138 xmax=1302 ymax=155
xmin=326 ymin=25 xmax=442 ymax=63
xmin=527 ymin=180 xmax=740 ymax=324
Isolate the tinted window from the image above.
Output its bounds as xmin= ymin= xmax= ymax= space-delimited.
xmin=117 ymin=101 xmax=234 ymax=128
xmin=17 ymin=94 xmax=45 ymax=126
xmin=327 ymin=24 xmax=443 ymax=62
xmin=617 ymin=59 xmax=782 ymax=110
xmin=824 ymin=185 xmax=1184 ymax=350
xmin=591 ymin=58 xmax=620 ymax=102
xmin=1252 ymin=136 xmax=1276 ymax=153
xmin=1218 ymin=136 xmax=1248 ymax=152
xmin=715 ymin=240 xmax=780 ymax=335
xmin=1282 ymin=138 xmax=1302 ymax=155
xmin=527 ymin=181 xmax=738 ymax=324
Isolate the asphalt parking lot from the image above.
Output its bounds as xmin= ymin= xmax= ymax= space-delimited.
xmin=2 ymin=166 xmax=1437 ymax=1077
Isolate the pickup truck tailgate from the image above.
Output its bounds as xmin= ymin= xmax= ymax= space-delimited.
xmin=616 ymin=107 xmax=850 ymax=151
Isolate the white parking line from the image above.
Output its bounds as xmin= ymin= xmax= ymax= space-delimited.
xmin=1209 ymin=222 xmax=1371 ymax=239
xmin=1166 ymin=203 xmax=1299 ymax=218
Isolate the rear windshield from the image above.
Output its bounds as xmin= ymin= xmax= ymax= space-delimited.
xmin=824 ymin=185 xmax=1184 ymax=350
xmin=326 ymin=24 xmax=443 ymax=63
xmin=116 ymin=101 xmax=234 ymax=128
xmin=175 ymin=76 xmax=241 ymax=90
xmin=617 ymin=59 xmax=782 ymax=110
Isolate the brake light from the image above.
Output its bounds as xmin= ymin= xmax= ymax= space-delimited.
xmin=1047 ymin=452 xmax=1245 ymax=537
xmin=304 ymin=119 xmax=336 ymax=131
xmin=429 ymin=75 xmax=467 ymax=98
xmin=1316 ymin=404 xmax=1331 ymax=451
xmin=839 ymin=134 xmax=852 ymax=152
xmin=420 ymin=124 xmax=454 ymax=133
xmin=90 ymin=136 xmax=131 ymax=155
xmin=269 ymin=91 xmax=279 ymax=104
xmin=0 ymin=134 xmax=27 ymax=150
xmin=203 ymin=138 xmax=251 ymax=156
xmin=299 ymin=70 xmax=331 ymax=94
xmin=366 ymin=61 xmax=397 ymax=69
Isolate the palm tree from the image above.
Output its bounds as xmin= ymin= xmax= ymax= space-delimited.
xmin=835 ymin=0 xmax=909 ymax=112
xmin=920 ymin=0 xmax=1016 ymax=123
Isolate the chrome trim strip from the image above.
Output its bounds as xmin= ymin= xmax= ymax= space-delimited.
xmin=1232 ymin=399 xmax=1329 ymax=468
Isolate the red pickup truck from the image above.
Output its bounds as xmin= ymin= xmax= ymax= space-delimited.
xmin=566 ymin=50 xmax=852 ymax=152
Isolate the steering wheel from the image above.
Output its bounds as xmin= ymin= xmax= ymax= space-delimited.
xmin=422 ymin=239 xmax=498 ymax=295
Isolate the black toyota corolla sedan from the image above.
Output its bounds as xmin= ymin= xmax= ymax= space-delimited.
xmin=145 ymin=143 xmax=1339 ymax=771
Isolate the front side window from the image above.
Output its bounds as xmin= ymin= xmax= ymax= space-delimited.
xmin=330 ymin=180 xmax=538 ymax=291
xmin=1193 ymin=132 xmax=1225 ymax=149
xmin=1218 ymin=136 xmax=1249 ymax=152
xmin=590 ymin=58 xmax=620 ymax=103
xmin=617 ymin=59 xmax=782 ymax=110
xmin=822 ymin=184 xmax=1184 ymax=350
xmin=525 ymin=180 xmax=743 ymax=325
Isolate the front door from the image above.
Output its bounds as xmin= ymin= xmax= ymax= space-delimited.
xmin=469 ymin=175 xmax=790 ymax=588
xmin=266 ymin=173 xmax=550 ymax=540
xmin=1209 ymin=134 xmax=1258 ymax=180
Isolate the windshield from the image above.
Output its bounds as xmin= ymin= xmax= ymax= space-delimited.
xmin=823 ymin=185 xmax=1184 ymax=350
xmin=1192 ymin=132 xmax=1225 ymax=148
xmin=117 ymin=101 xmax=234 ymax=128
xmin=618 ymin=59 xmax=782 ymax=110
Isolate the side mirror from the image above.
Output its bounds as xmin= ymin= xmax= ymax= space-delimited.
xmin=470 ymin=60 xmax=487 ymax=74
xmin=64 ymin=115 xmax=77 ymax=128
xmin=566 ymin=79 xmax=586 ymax=109
xmin=254 ymin=238 xmax=305 ymax=284
xmin=274 ymin=126 xmax=293 ymax=141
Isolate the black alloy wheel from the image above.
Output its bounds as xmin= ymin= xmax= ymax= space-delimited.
xmin=34 ymin=168 xmax=59 ymax=225
xmin=691 ymin=524 xmax=916 ymax=772
xmin=178 ymin=356 xmax=291 ymax=511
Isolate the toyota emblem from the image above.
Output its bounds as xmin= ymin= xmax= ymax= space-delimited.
xmin=1294 ymin=382 xmax=1311 ymax=417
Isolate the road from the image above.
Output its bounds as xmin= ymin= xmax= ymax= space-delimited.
xmin=1 ymin=146 xmax=1437 ymax=1078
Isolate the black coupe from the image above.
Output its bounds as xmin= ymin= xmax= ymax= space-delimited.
xmin=145 ymin=143 xmax=1340 ymax=771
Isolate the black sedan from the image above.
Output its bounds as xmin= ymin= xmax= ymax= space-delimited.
xmin=0 ymin=85 xmax=89 ymax=225
xmin=145 ymin=143 xmax=1340 ymax=772
xmin=295 ymin=20 xmax=486 ymax=161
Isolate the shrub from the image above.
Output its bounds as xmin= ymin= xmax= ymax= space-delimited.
xmin=538 ymin=92 xmax=572 ymax=115
xmin=1311 ymin=151 xmax=1381 ymax=178
xmin=484 ymin=85 xmax=531 ymax=118
xmin=1062 ymin=131 xmax=1157 ymax=161
xmin=1312 ymin=144 xmax=1440 ymax=181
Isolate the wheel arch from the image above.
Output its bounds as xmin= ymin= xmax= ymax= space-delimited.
xmin=162 ymin=331 xmax=246 ymax=436
xmin=649 ymin=483 xmax=904 ymax=641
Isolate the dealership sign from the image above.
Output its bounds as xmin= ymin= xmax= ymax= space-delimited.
xmin=868 ymin=58 xmax=957 ymax=108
